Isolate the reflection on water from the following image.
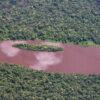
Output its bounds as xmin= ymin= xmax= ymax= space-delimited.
xmin=30 ymin=52 xmax=62 ymax=70
xmin=0 ymin=41 xmax=26 ymax=57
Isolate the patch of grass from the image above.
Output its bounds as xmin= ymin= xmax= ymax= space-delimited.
xmin=78 ymin=41 xmax=100 ymax=47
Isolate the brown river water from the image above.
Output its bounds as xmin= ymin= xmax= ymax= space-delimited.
xmin=0 ymin=40 xmax=100 ymax=74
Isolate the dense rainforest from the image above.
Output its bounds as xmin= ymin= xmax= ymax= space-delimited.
xmin=0 ymin=63 xmax=100 ymax=100
xmin=0 ymin=0 xmax=100 ymax=99
xmin=0 ymin=0 xmax=100 ymax=45
xmin=13 ymin=43 xmax=64 ymax=52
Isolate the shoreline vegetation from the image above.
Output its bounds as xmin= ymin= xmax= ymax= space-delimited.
xmin=78 ymin=41 xmax=100 ymax=47
xmin=36 ymin=39 xmax=100 ymax=47
xmin=0 ymin=62 xmax=100 ymax=99
xmin=13 ymin=43 xmax=64 ymax=52
xmin=1 ymin=39 xmax=100 ymax=47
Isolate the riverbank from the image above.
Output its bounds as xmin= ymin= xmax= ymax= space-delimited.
xmin=35 ymin=39 xmax=100 ymax=47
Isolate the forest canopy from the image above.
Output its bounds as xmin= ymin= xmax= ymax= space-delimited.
xmin=0 ymin=0 xmax=100 ymax=45
xmin=0 ymin=62 xmax=100 ymax=100
xmin=0 ymin=1 xmax=100 ymax=99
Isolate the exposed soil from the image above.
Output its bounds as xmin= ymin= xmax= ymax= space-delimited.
xmin=0 ymin=40 xmax=100 ymax=74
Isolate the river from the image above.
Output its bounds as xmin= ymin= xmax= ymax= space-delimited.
xmin=0 ymin=40 xmax=100 ymax=74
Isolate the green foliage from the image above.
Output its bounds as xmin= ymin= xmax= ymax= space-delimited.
xmin=13 ymin=43 xmax=64 ymax=52
xmin=78 ymin=41 xmax=100 ymax=47
xmin=0 ymin=62 xmax=100 ymax=100
xmin=0 ymin=0 xmax=100 ymax=45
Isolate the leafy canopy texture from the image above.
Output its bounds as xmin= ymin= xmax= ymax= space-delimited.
xmin=0 ymin=0 xmax=100 ymax=44
xmin=0 ymin=63 xmax=100 ymax=100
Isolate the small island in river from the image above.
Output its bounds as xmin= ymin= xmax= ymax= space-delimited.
xmin=13 ymin=43 xmax=64 ymax=52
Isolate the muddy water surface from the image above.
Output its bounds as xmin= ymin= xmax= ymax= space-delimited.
xmin=0 ymin=40 xmax=100 ymax=74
